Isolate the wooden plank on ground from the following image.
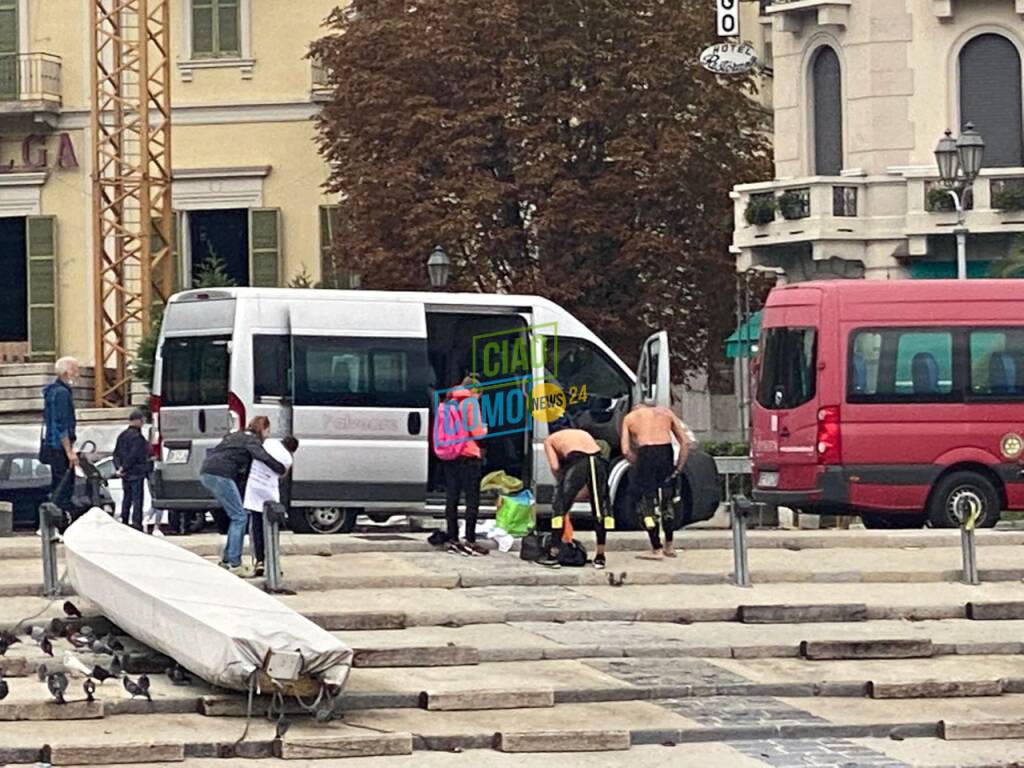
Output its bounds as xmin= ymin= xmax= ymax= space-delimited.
xmin=353 ymin=646 xmax=480 ymax=668
xmin=422 ymin=689 xmax=554 ymax=711
xmin=941 ymin=721 xmax=1024 ymax=740
xmin=498 ymin=730 xmax=631 ymax=753
xmin=869 ymin=680 xmax=1004 ymax=699
xmin=800 ymin=639 xmax=934 ymax=660
xmin=0 ymin=700 xmax=104 ymax=722
xmin=278 ymin=733 xmax=413 ymax=759
xmin=47 ymin=742 xmax=183 ymax=765
xmin=739 ymin=604 xmax=868 ymax=624
xmin=966 ymin=601 xmax=1024 ymax=621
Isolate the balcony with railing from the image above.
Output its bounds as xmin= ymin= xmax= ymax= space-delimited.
xmin=0 ymin=53 xmax=62 ymax=118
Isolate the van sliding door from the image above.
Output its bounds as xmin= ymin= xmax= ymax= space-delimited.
xmin=288 ymin=300 xmax=430 ymax=509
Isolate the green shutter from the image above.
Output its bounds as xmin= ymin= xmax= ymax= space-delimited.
xmin=319 ymin=204 xmax=338 ymax=288
xmin=249 ymin=208 xmax=281 ymax=287
xmin=217 ymin=0 xmax=240 ymax=56
xmin=0 ymin=1 xmax=18 ymax=100
xmin=192 ymin=0 xmax=214 ymax=57
xmin=26 ymin=216 xmax=57 ymax=361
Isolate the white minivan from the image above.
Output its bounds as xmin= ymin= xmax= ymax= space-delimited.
xmin=150 ymin=288 xmax=720 ymax=534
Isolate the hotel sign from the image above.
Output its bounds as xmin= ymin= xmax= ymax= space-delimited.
xmin=0 ymin=133 xmax=79 ymax=173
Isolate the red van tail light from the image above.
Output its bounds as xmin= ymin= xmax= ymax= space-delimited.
xmin=816 ymin=406 xmax=841 ymax=465
xmin=228 ymin=392 xmax=246 ymax=433
xmin=149 ymin=394 xmax=162 ymax=459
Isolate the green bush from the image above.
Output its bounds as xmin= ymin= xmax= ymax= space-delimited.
xmin=133 ymin=309 xmax=163 ymax=389
xmin=777 ymin=189 xmax=808 ymax=220
xmin=992 ymin=186 xmax=1024 ymax=212
xmin=744 ymin=196 xmax=777 ymax=226
xmin=926 ymin=186 xmax=956 ymax=213
xmin=702 ymin=440 xmax=750 ymax=457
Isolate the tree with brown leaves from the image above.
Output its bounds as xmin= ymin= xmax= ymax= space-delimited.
xmin=311 ymin=0 xmax=770 ymax=378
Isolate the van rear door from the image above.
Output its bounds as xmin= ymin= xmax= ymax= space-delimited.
xmin=753 ymin=293 xmax=822 ymax=491
xmin=155 ymin=295 xmax=237 ymax=503
xmin=289 ymin=300 xmax=431 ymax=510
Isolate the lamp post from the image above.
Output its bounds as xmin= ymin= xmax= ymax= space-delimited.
xmin=934 ymin=123 xmax=985 ymax=280
xmin=427 ymin=245 xmax=450 ymax=289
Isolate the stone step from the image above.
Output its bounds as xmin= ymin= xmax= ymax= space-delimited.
xmin=0 ymin=364 xmax=96 ymax=377
xmin=800 ymin=639 xmax=935 ymax=660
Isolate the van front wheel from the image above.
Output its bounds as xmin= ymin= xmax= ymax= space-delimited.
xmin=289 ymin=507 xmax=359 ymax=535
xmin=928 ymin=472 xmax=1000 ymax=529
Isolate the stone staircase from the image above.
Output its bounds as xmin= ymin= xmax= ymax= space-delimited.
xmin=2 ymin=530 xmax=1024 ymax=766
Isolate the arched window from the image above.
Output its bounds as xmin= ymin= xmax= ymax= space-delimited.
xmin=812 ymin=47 xmax=843 ymax=176
xmin=960 ymin=34 xmax=1023 ymax=168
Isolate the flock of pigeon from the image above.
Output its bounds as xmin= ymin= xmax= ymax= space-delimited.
xmin=0 ymin=600 xmax=192 ymax=707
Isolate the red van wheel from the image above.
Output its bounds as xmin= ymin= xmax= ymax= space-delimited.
xmin=927 ymin=472 xmax=1000 ymax=529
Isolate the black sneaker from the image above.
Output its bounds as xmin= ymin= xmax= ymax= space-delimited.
xmin=445 ymin=541 xmax=462 ymax=556
xmin=254 ymin=561 xmax=265 ymax=577
xmin=593 ymin=554 xmax=606 ymax=570
xmin=537 ymin=554 xmax=561 ymax=568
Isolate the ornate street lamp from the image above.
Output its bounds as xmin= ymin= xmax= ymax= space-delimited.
xmin=427 ymin=245 xmax=450 ymax=289
xmin=934 ymin=124 xmax=985 ymax=280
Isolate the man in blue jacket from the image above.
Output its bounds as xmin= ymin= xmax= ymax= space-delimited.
xmin=40 ymin=357 xmax=79 ymax=514
xmin=114 ymin=410 xmax=150 ymax=530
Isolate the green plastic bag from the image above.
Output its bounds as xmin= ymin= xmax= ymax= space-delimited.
xmin=496 ymin=490 xmax=535 ymax=536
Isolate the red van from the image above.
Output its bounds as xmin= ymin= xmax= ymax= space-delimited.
xmin=751 ymin=280 xmax=1024 ymax=528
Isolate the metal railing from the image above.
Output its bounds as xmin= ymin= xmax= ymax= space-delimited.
xmin=0 ymin=53 xmax=61 ymax=106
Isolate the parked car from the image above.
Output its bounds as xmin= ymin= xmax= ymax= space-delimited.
xmin=0 ymin=452 xmax=115 ymax=530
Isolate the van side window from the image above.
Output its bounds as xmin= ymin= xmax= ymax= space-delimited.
xmin=848 ymin=329 xmax=957 ymax=402
xmin=253 ymin=335 xmax=290 ymax=401
xmin=756 ymin=328 xmax=817 ymax=410
xmin=293 ymin=336 xmax=429 ymax=408
xmin=544 ymin=338 xmax=629 ymax=407
xmin=970 ymin=329 xmax=1024 ymax=398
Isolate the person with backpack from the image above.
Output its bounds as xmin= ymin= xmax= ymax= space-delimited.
xmin=434 ymin=376 xmax=488 ymax=556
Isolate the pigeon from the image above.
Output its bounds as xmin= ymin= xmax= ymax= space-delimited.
xmin=40 ymin=637 xmax=54 ymax=657
xmin=0 ymin=636 xmax=13 ymax=656
xmin=0 ymin=629 xmax=20 ymax=647
xmin=36 ymin=663 xmax=48 ymax=682
xmin=138 ymin=674 xmax=151 ymax=697
xmin=26 ymin=625 xmax=47 ymax=643
xmin=83 ymin=678 xmax=96 ymax=703
xmin=0 ymin=674 xmax=8 ymax=701
xmin=67 ymin=633 xmax=89 ymax=649
xmin=274 ymin=718 xmax=291 ymax=740
xmin=87 ymin=637 xmax=114 ymax=656
xmin=62 ymin=601 xmax=82 ymax=619
xmin=100 ymin=634 xmax=124 ymax=652
xmin=47 ymin=671 xmax=68 ymax=705
xmin=110 ymin=654 xmax=123 ymax=678
xmin=62 ymin=650 xmax=94 ymax=678
xmin=607 ymin=571 xmax=628 ymax=588
xmin=49 ymin=618 xmax=67 ymax=637
xmin=79 ymin=625 xmax=95 ymax=638
xmin=91 ymin=664 xmax=115 ymax=684
xmin=166 ymin=664 xmax=192 ymax=686
xmin=123 ymin=675 xmax=151 ymax=702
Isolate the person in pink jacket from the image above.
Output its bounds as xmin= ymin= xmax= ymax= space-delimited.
xmin=436 ymin=376 xmax=488 ymax=556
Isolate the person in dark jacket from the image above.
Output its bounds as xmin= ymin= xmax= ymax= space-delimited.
xmin=200 ymin=416 xmax=287 ymax=576
xmin=40 ymin=357 xmax=80 ymax=515
xmin=113 ymin=410 xmax=150 ymax=531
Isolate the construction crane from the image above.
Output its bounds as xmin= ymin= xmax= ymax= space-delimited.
xmin=91 ymin=0 xmax=174 ymax=407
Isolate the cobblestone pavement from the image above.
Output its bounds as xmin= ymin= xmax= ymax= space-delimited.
xmin=730 ymin=739 xmax=911 ymax=768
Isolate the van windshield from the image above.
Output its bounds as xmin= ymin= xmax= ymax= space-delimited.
xmin=160 ymin=336 xmax=231 ymax=406
xmin=756 ymin=327 xmax=817 ymax=410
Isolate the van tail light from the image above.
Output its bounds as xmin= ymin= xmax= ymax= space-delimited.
xmin=228 ymin=392 xmax=246 ymax=433
xmin=149 ymin=395 xmax=162 ymax=459
xmin=816 ymin=406 xmax=842 ymax=465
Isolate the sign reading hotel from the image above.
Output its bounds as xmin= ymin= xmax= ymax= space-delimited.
xmin=0 ymin=133 xmax=79 ymax=173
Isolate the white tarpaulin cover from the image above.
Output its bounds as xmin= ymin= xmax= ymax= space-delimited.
xmin=63 ymin=508 xmax=352 ymax=691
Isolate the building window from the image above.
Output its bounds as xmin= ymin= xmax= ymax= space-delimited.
xmin=192 ymin=0 xmax=240 ymax=59
xmin=811 ymin=46 xmax=843 ymax=176
xmin=959 ymin=34 xmax=1023 ymax=168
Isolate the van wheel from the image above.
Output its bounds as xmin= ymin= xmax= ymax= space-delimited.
xmin=860 ymin=512 xmax=926 ymax=529
xmin=293 ymin=507 xmax=358 ymax=535
xmin=928 ymin=472 xmax=1000 ymax=529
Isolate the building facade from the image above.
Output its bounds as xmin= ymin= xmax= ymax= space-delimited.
xmin=732 ymin=0 xmax=1024 ymax=282
xmin=0 ymin=0 xmax=341 ymax=365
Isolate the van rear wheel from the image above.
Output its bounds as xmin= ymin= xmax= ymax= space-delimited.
xmin=928 ymin=471 xmax=1000 ymax=529
xmin=290 ymin=506 xmax=359 ymax=535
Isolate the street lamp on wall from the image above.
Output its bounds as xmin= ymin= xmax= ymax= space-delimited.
xmin=427 ymin=245 xmax=450 ymax=289
xmin=934 ymin=123 xmax=985 ymax=280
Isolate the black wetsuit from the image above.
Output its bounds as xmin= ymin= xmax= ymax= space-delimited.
xmin=629 ymin=444 xmax=676 ymax=550
xmin=552 ymin=450 xmax=611 ymax=546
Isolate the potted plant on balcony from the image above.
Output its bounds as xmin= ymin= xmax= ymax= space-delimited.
xmin=777 ymin=189 xmax=808 ymax=220
xmin=926 ymin=186 xmax=957 ymax=213
xmin=744 ymin=195 xmax=777 ymax=226
xmin=992 ymin=185 xmax=1024 ymax=212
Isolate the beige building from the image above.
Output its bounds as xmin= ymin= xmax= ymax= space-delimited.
xmin=0 ymin=0 xmax=341 ymax=365
xmin=732 ymin=0 xmax=1024 ymax=281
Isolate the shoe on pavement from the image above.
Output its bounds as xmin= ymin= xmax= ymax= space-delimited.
xmin=464 ymin=541 xmax=489 ymax=556
xmin=227 ymin=564 xmax=255 ymax=578
xmin=593 ymin=554 xmax=606 ymax=570
xmin=537 ymin=554 xmax=561 ymax=568
xmin=445 ymin=541 xmax=463 ymax=556
xmin=254 ymin=561 xmax=265 ymax=577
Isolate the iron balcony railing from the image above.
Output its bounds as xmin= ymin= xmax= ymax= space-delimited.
xmin=0 ymin=53 xmax=62 ymax=107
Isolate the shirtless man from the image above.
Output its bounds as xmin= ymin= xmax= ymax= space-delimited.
xmin=542 ymin=422 xmax=612 ymax=569
xmin=621 ymin=404 xmax=692 ymax=560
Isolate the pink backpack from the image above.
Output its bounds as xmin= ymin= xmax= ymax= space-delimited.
xmin=433 ymin=401 xmax=469 ymax=460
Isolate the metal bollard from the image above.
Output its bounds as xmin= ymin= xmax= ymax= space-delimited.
xmin=262 ymin=501 xmax=287 ymax=592
xmin=731 ymin=495 xmax=753 ymax=588
xmin=38 ymin=502 xmax=63 ymax=597
xmin=958 ymin=496 xmax=981 ymax=586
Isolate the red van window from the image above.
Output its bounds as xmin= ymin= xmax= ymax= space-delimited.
xmin=756 ymin=327 xmax=817 ymax=410
xmin=848 ymin=329 xmax=958 ymax=403
xmin=970 ymin=329 xmax=1024 ymax=398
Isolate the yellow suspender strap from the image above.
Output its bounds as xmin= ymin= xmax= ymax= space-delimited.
xmin=589 ymin=455 xmax=601 ymax=518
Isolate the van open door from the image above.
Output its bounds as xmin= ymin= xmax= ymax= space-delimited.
xmin=634 ymin=331 xmax=671 ymax=407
